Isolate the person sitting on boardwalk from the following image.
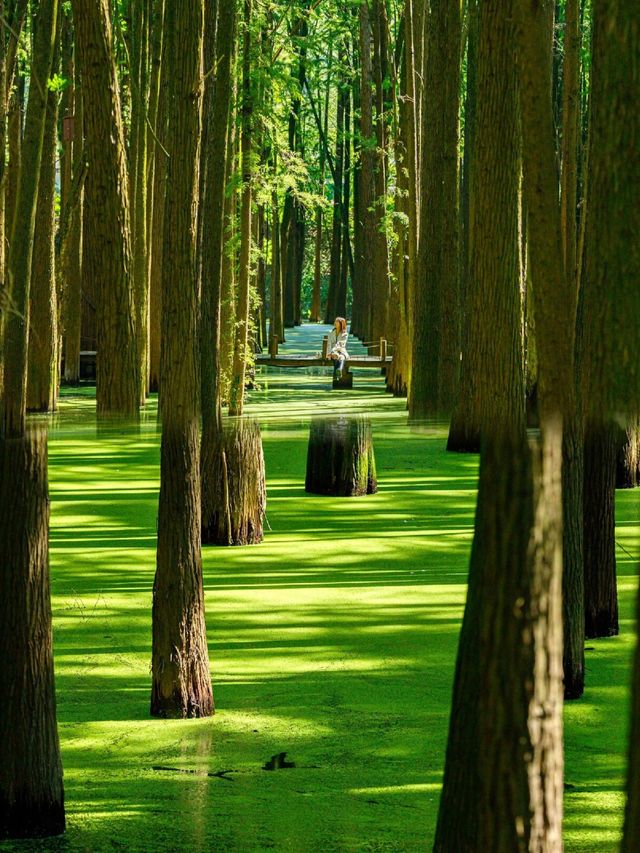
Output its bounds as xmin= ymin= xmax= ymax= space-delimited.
xmin=327 ymin=316 xmax=349 ymax=380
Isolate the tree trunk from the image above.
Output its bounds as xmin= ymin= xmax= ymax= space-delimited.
xmin=151 ymin=0 xmax=213 ymax=719
xmin=616 ymin=421 xmax=640 ymax=489
xmin=61 ymin=58 xmax=83 ymax=385
xmin=305 ymin=416 xmax=377 ymax=497
xmin=3 ymin=0 xmax=59 ymax=437
xmin=325 ymin=74 xmax=345 ymax=324
xmin=0 ymin=428 xmax=65 ymax=839
xmin=478 ymin=431 xmax=563 ymax=852
xmin=446 ymin=0 xmax=525 ymax=452
xmin=27 ymin=36 xmax=60 ymax=413
xmin=203 ymin=418 xmax=266 ymax=546
xmin=409 ymin=0 xmax=461 ymax=421
xmin=148 ymin=0 xmax=167 ymax=395
xmin=200 ymin=0 xmax=236 ymax=546
xmin=129 ymin=0 xmax=150 ymax=402
xmin=228 ymin=0 xmax=253 ymax=417
xmin=583 ymin=421 xmax=618 ymax=639
xmin=72 ymin=0 xmax=140 ymax=420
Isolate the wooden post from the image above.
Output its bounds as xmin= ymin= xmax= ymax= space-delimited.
xmin=322 ymin=335 xmax=329 ymax=360
xmin=269 ymin=334 xmax=279 ymax=359
xmin=380 ymin=338 xmax=387 ymax=361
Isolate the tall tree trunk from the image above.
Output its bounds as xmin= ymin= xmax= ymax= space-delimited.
xmin=0 ymin=0 xmax=65 ymax=839
xmin=148 ymin=0 xmax=167 ymax=394
xmin=201 ymin=0 xmax=236 ymax=544
xmin=434 ymin=4 xmax=525 ymax=844
xmin=28 ymin=34 xmax=60 ymax=413
xmin=72 ymin=0 xmax=140 ymax=420
xmin=409 ymin=0 xmax=461 ymax=421
xmin=130 ymin=0 xmax=150 ymax=402
xmin=61 ymin=54 xmax=83 ymax=385
xmin=446 ymin=0 xmax=524 ymax=453
xmin=228 ymin=0 xmax=253 ymax=417
xmin=325 ymin=75 xmax=345 ymax=324
xmin=151 ymin=0 xmax=213 ymax=719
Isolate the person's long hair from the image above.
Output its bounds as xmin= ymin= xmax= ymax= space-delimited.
xmin=335 ymin=316 xmax=347 ymax=333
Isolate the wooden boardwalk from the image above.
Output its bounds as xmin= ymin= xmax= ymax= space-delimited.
xmin=255 ymin=353 xmax=392 ymax=369
xmin=256 ymin=331 xmax=392 ymax=371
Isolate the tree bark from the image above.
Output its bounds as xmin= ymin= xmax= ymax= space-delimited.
xmin=583 ymin=421 xmax=618 ymax=639
xmin=305 ymin=416 xmax=377 ymax=497
xmin=228 ymin=0 xmax=253 ymax=417
xmin=151 ymin=0 xmax=213 ymax=719
xmin=409 ymin=0 xmax=461 ymax=421
xmin=200 ymin=0 xmax=236 ymax=545
xmin=203 ymin=419 xmax=266 ymax=546
xmin=72 ymin=0 xmax=140 ymax=420
xmin=27 ymin=30 xmax=60 ymax=413
xmin=447 ymin=0 xmax=525 ymax=452
xmin=3 ymin=0 xmax=59 ymax=436
xmin=0 ymin=428 xmax=65 ymax=839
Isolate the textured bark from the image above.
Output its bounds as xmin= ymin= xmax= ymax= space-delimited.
xmin=583 ymin=421 xmax=618 ymax=639
xmin=368 ymin=0 xmax=389 ymax=343
xmin=357 ymin=1 xmax=386 ymax=344
xmin=305 ymin=417 xmax=377 ymax=497
xmin=616 ymin=422 xmax=640 ymax=489
xmin=151 ymin=0 xmax=213 ymax=719
xmin=582 ymin=0 xmax=640 ymax=421
xmin=325 ymin=75 xmax=345 ymax=324
xmin=436 ymin=429 xmax=564 ymax=851
xmin=200 ymin=0 xmax=236 ymax=545
xmin=447 ymin=0 xmax=524 ymax=452
xmin=3 ymin=0 xmax=59 ymax=437
xmin=72 ymin=0 xmax=140 ymax=419
xmin=203 ymin=419 xmax=266 ymax=546
xmin=129 ymin=0 xmax=150 ymax=402
xmin=514 ymin=0 xmax=583 ymax=704
xmin=27 ymin=42 xmax=59 ymax=413
xmin=0 ymin=429 xmax=65 ymax=839
xmin=61 ymin=23 xmax=83 ymax=385
xmin=148 ymin=0 xmax=167 ymax=394
xmin=409 ymin=0 xmax=461 ymax=421
xmin=228 ymin=0 xmax=253 ymax=417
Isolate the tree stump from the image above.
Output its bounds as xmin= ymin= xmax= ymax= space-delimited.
xmin=616 ymin=420 xmax=640 ymax=489
xmin=202 ymin=418 xmax=266 ymax=546
xmin=305 ymin=416 xmax=377 ymax=496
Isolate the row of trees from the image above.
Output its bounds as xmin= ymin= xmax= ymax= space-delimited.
xmin=0 ymin=0 xmax=639 ymax=847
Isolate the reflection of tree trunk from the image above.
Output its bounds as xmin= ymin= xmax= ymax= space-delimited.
xmin=0 ymin=428 xmax=65 ymax=839
xmin=151 ymin=0 xmax=213 ymax=720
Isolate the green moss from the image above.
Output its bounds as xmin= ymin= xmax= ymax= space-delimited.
xmin=5 ymin=327 xmax=639 ymax=851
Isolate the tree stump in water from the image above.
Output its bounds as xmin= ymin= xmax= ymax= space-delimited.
xmin=201 ymin=418 xmax=266 ymax=546
xmin=305 ymin=417 xmax=377 ymax=496
xmin=616 ymin=420 xmax=640 ymax=489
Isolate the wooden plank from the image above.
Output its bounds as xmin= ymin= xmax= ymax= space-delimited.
xmin=255 ymin=354 xmax=393 ymax=369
